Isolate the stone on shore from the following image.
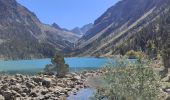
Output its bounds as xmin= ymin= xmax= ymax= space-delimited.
xmin=0 ymin=70 xmax=101 ymax=100
xmin=42 ymin=78 xmax=52 ymax=88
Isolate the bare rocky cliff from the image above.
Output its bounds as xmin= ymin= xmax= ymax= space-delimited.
xmin=0 ymin=0 xmax=79 ymax=59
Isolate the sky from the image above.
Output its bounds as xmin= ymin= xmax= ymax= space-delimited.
xmin=17 ymin=0 xmax=119 ymax=29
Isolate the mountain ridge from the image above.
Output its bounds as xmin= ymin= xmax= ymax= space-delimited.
xmin=73 ymin=0 xmax=170 ymax=57
xmin=0 ymin=0 xmax=79 ymax=59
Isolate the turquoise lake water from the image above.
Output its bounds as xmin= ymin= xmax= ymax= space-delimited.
xmin=0 ymin=58 xmax=110 ymax=75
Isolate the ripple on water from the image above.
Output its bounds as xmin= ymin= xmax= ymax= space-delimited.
xmin=67 ymin=88 xmax=96 ymax=100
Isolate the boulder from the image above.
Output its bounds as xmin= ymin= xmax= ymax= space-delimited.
xmin=11 ymin=84 xmax=21 ymax=93
xmin=65 ymin=74 xmax=73 ymax=78
xmin=57 ymin=83 xmax=65 ymax=87
xmin=71 ymin=75 xmax=81 ymax=81
xmin=0 ymin=95 xmax=4 ymax=100
xmin=3 ymin=90 xmax=14 ymax=100
xmin=26 ymin=82 xmax=35 ymax=88
xmin=65 ymin=88 xmax=72 ymax=91
xmin=42 ymin=78 xmax=52 ymax=88
xmin=29 ymin=92 xmax=38 ymax=97
xmin=21 ymin=93 xmax=27 ymax=97
xmin=41 ymin=89 xmax=48 ymax=95
xmin=163 ymin=87 xmax=170 ymax=93
xmin=23 ymin=88 xmax=31 ymax=94
xmin=32 ymin=77 xmax=43 ymax=84
xmin=1 ymin=84 xmax=8 ymax=91
xmin=10 ymin=78 xmax=17 ymax=83
xmin=11 ymin=90 xmax=21 ymax=97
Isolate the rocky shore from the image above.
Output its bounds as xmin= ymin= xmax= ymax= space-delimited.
xmin=0 ymin=70 xmax=103 ymax=100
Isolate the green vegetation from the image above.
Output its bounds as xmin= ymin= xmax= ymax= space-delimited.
xmin=126 ymin=50 xmax=145 ymax=59
xmin=161 ymin=39 xmax=170 ymax=76
xmin=94 ymin=56 xmax=161 ymax=100
xmin=44 ymin=53 xmax=69 ymax=77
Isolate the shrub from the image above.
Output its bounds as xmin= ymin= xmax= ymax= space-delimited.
xmin=44 ymin=53 xmax=69 ymax=77
xmin=126 ymin=50 xmax=145 ymax=59
xmin=94 ymin=56 xmax=161 ymax=100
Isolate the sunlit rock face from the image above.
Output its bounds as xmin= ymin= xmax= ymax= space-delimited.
xmin=75 ymin=0 xmax=170 ymax=57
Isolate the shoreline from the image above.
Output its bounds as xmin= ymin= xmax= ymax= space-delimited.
xmin=0 ymin=56 xmax=110 ymax=61
xmin=0 ymin=70 xmax=103 ymax=100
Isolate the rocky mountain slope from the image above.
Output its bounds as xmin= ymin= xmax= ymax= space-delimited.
xmin=75 ymin=0 xmax=170 ymax=57
xmin=70 ymin=23 xmax=93 ymax=37
xmin=52 ymin=23 xmax=93 ymax=38
xmin=0 ymin=0 xmax=79 ymax=59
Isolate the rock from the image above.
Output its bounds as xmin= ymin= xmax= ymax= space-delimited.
xmin=48 ymin=88 xmax=53 ymax=92
xmin=10 ymin=78 xmax=17 ymax=82
xmin=11 ymin=90 xmax=21 ymax=97
xmin=26 ymin=82 xmax=35 ymax=88
xmin=163 ymin=87 xmax=170 ymax=93
xmin=0 ymin=95 xmax=4 ymax=100
xmin=41 ymin=90 xmax=48 ymax=95
xmin=15 ymin=74 xmax=23 ymax=79
xmin=69 ymin=83 xmax=75 ymax=88
xmin=59 ymin=92 xmax=65 ymax=95
xmin=76 ymin=80 xmax=83 ymax=85
xmin=32 ymin=77 xmax=43 ymax=84
xmin=76 ymin=87 xmax=79 ymax=91
xmin=57 ymin=83 xmax=65 ymax=87
xmin=23 ymin=88 xmax=31 ymax=94
xmin=1 ymin=84 xmax=8 ymax=91
xmin=65 ymin=74 xmax=73 ymax=78
xmin=3 ymin=90 xmax=14 ymax=100
xmin=162 ymin=76 xmax=170 ymax=82
xmin=65 ymin=88 xmax=72 ymax=91
xmin=71 ymin=75 xmax=81 ymax=81
xmin=29 ymin=92 xmax=38 ymax=97
xmin=42 ymin=78 xmax=52 ymax=88
xmin=11 ymin=85 xmax=21 ymax=93
xmin=43 ymin=94 xmax=51 ymax=99
xmin=0 ymin=71 xmax=90 ymax=99
xmin=73 ymin=91 xmax=77 ymax=95
xmin=21 ymin=93 xmax=27 ymax=97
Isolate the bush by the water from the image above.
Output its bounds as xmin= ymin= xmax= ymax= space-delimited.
xmin=94 ymin=56 xmax=161 ymax=100
xmin=126 ymin=50 xmax=145 ymax=59
xmin=44 ymin=54 xmax=69 ymax=77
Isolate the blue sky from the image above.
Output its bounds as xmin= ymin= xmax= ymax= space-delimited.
xmin=17 ymin=0 xmax=119 ymax=29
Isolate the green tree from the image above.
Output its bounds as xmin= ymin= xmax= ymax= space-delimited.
xmin=52 ymin=53 xmax=69 ymax=77
xmin=44 ymin=53 xmax=69 ymax=77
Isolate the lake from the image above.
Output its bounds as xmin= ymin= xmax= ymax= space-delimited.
xmin=0 ymin=57 xmax=110 ymax=75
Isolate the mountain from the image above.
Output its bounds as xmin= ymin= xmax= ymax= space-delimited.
xmin=74 ymin=0 xmax=170 ymax=57
xmin=71 ymin=23 xmax=93 ymax=37
xmin=0 ymin=0 xmax=79 ymax=59
xmin=52 ymin=23 xmax=63 ymax=31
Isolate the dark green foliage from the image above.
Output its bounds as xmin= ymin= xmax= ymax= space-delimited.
xmin=161 ymin=36 xmax=170 ymax=75
xmin=52 ymin=53 xmax=69 ymax=77
xmin=44 ymin=54 xmax=69 ymax=77
xmin=113 ymin=8 xmax=170 ymax=60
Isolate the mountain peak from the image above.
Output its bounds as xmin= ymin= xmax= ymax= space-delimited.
xmin=71 ymin=23 xmax=93 ymax=36
xmin=52 ymin=23 xmax=62 ymax=30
